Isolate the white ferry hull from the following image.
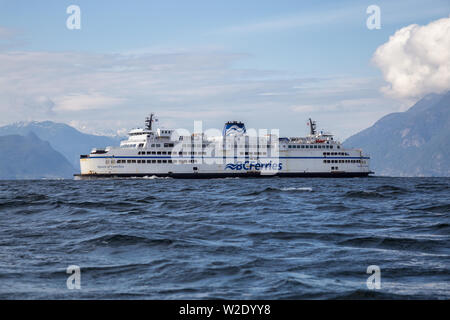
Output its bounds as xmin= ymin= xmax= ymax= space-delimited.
xmin=76 ymin=115 xmax=373 ymax=179
xmin=75 ymin=155 xmax=372 ymax=179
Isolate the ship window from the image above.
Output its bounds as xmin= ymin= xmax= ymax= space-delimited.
xmin=139 ymin=143 xmax=144 ymax=148
xmin=168 ymin=151 xmax=171 ymax=155
xmin=151 ymin=144 xmax=155 ymax=147
xmin=152 ymin=160 xmax=156 ymax=163
xmin=162 ymin=160 xmax=167 ymax=163
xmin=168 ymin=160 xmax=172 ymax=163
xmin=156 ymin=144 xmax=161 ymax=147
xmin=157 ymin=151 xmax=161 ymax=155
xmin=137 ymin=160 xmax=141 ymax=163
xmin=147 ymin=152 xmax=151 ymax=155
xmin=132 ymin=160 xmax=136 ymax=163
xmin=157 ymin=160 xmax=162 ymax=163
xmin=147 ymin=160 xmax=151 ymax=163
xmin=152 ymin=151 xmax=156 ymax=155
xmin=127 ymin=160 xmax=131 ymax=163
xmin=162 ymin=151 xmax=167 ymax=155
xmin=301 ymin=145 xmax=305 ymax=148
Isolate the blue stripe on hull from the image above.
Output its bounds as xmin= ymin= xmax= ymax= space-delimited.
xmin=74 ymin=171 xmax=374 ymax=179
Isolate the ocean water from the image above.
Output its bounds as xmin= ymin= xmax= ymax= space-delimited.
xmin=0 ymin=177 xmax=448 ymax=299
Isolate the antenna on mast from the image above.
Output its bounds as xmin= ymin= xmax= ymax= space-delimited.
xmin=145 ymin=113 xmax=155 ymax=131
xmin=308 ymin=118 xmax=316 ymax=135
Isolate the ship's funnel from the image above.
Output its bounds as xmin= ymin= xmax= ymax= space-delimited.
xmin=222 ymin=121 xmax=246 ymax=136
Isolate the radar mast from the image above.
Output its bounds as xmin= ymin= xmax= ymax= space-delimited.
xmin=145 ymin=113 xmax=155 ymax=131
xmin=308 ymin=118 xmax=317 ymax=135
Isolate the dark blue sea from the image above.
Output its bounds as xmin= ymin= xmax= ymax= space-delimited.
xmin=0 ymin=177 xmax=448 ymax=299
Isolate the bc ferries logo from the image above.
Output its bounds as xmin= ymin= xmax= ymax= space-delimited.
xmin=225 ymin=161 xmax=282 ymax=171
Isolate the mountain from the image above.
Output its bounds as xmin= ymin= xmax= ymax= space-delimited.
xmin=0 ymin=133 xmax=75 ymax=179
xmin=0 ymin=121 xmax=121 ymax=170
xmin=344 ymin=91 xmax=450 ymax=177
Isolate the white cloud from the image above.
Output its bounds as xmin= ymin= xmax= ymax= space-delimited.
xmin=54 ymin=93 xmax=126 ymax=111
xmin=373 ymin=16 xmax=450 ymax=98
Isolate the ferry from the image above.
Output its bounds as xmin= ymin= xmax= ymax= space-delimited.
xmin=75 ymin=114 xmax=373 ymax=179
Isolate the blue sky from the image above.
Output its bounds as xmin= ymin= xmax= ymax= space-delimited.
xmin=0 ymin=0 xmax=449 ymax=138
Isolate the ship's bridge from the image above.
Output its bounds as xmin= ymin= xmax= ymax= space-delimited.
xmin=157 ymin=128 xmax=174 ymax=138
xmin=128 ymin=128 xmax=152 ymax=136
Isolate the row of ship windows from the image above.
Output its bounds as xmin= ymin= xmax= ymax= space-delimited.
xmin=124 ymin=143 xmax=342 ymax=150
xmin=183 ymin=144 xmax=270 ymax=150
xmin=125 ymin=143 xmax=278 ymax=149
xmin=324 ymin=160 xmax=364 ymax=164
xmin=122 ymin=143 xmax=176 ymax=148
xmin=105 ymin=159 xmax=364 ymax=165
xmin=288 ymin=145 xmax=338 ymax=149
xmin=323 ymin=152 xmax=350 ymax=156
xmin=137 ymin=151 xmax=208 ymax=155
xmin=136 ymin=151 xmax=269 ymax=156
xmin=109 ymin=159 xmax=198 ymax=164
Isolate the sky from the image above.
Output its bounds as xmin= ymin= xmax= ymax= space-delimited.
xmin=0 ymin=0 xmax=449 ymax=139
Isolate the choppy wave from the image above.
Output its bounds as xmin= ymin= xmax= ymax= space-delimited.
xmin=344 ymin=190 xmax=387 ymax=199
xmin=0 ymin=176 xmax=448 ymax=299
xmin=244 ymin=186 xmax=313 ymax=196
